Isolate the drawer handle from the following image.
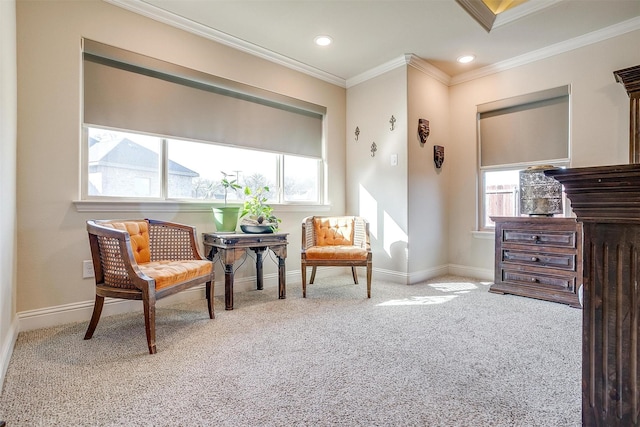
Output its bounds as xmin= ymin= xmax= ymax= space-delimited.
xmin=531 ymin=235 xmax=539 ymax=241
xmin=530 ymin=277 xmax=539 ymax=283
xmin=531 ymin=256 xmax=538 ymax=262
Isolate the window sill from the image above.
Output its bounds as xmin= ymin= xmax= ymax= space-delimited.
xmin=73 ymin=200 xmax=331 ymax=214
xmin=472 ymin=230 xmax=494 ymax=240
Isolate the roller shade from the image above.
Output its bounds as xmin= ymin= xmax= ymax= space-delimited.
xmin=83 ymin=39 xmax=325 ymax=158
xmin=478 ymin=86 xmax=569 ymax=167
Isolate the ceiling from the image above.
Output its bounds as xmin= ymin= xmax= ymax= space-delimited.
xmin=113 ymin=0 xmax=640 ymax=86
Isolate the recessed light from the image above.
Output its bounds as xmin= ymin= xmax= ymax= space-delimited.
xmin=314 ymin=35 xmax=333 ymax=47
xmin=457 ymin=54 xmax=475 ymax=64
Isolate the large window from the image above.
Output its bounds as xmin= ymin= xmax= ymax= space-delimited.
xmin=82 ymin=39 xmax=325 ymax=205
xmin=478 ymin=86 xmax=570 ymax=229
xmin=86 ymin=127 xmax=320 ymax=203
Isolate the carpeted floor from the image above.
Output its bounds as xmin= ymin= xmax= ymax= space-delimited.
xmin=0 ymin=275 xmax=582 ymax=426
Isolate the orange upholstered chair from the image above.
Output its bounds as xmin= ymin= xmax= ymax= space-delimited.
xmin=85 ymin=219 xmax=214 ymax=354
xmin=301 ymin=216 xmax=372 ymax=298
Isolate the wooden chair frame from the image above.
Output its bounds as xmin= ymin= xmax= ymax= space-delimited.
xmin=85 ymin=219 xmax=214 ymax=354
xmin=300 ymin=216 xmax=372 ymax=298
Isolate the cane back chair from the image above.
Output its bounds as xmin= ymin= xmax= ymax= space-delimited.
xmin=301 ymin=216 xmax=372 ymax=298
xmin=85 ymin=219 xmax=214 ymax=354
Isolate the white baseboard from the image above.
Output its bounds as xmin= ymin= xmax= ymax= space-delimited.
xmin=447 ymin=264 xmax=494 ymax=281
xmin=0 ymin=317 xmax=18 ymax=392
xmin=16 ymin=265 xmax=494 ymax=332
xmin=408 ymin=265 xmax=451 ymax=284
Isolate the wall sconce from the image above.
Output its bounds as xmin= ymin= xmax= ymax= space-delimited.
xmin=370 ymin=142 xmax=377 ymax=157
xmin=389 ymin=115 xmax=396 ymax=131
xmin=519 ymin=166 xmax=563 ymax=216
xmin=355 ymin=126 xmax=360 ymax=141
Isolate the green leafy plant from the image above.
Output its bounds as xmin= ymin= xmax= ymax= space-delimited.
xmin=240 ymin=186 xmax=280 ymax=230
xmin=220 ymin=171 xmax=242 ymax=204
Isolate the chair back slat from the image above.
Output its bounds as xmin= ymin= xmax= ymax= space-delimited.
xmin=148 ymin=222 xmax=195 ymax=261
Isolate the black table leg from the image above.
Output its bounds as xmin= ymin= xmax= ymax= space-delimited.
xmin=224 ymin=262 xmax=234 ymax=310
xmin=252 ymin=247 xmax=266 ymax=290
xmin=278 ymin=255 xmax=286 ymax=299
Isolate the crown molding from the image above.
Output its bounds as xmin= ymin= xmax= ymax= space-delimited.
xmin=405 ymin=55 xmax=452 ymax=86
xmin=493 ymin=0 xmax=561 ymax=29
xmin=345 ymin=54 xmax=451 ymax=88
xmin=105 ymin=0 xmax=640 ymax=89
xmin=451 ymin=16 xmax=640 ymax=86
xmin=104 ymin=0 xmax=347 ymax=87
xmin=345 ymin=56 xmax=407 ymax=88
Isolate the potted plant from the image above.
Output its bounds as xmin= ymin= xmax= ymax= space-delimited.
xmin=212 ymin=171 xmax=242 ymax=232
xmin=239 ymin=186 xmax=281 ymax=233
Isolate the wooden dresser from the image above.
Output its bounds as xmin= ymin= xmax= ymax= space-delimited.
xmin=491 ymin=216 xmax=582 ymax=308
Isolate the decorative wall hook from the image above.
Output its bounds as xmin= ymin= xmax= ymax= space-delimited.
xmin=370 ymin=142 xmax=377 ymax=157
xmin=355 ymin=126 xmax=360 ymax=141
xmin=389 ymin=115 xmax=396 ymax=131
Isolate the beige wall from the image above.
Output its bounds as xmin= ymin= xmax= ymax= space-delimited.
xmin=9 ymin=0 xmax=640 ymax=344
xmin=1 ymin=0 xmax=18 ymax=385
xmin=346 ymin=64 xmax=450 ymax=283
xmin=447 ymin=29 xmax=640 ymax=277
xmin=15 ymin=0 xmax=346 ymax=323
xmin=407 ymin=65 xmax=450 ymax=280
xmin=346 ymin=67 xmax=409 ymax=278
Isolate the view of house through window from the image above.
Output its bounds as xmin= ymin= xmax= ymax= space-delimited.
xmin=87 ymin=127 xmax=321 ymax=204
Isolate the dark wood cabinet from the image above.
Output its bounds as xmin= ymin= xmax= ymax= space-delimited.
xmin=491 ymin=216 xmax=582 ymax=308
xmin=547 ymin=164 xmax=640 ymax=427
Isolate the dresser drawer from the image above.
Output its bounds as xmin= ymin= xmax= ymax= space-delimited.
xmin=501 ymin=269 xmax=576 ymax=293
xmin=502 ymin=249 xmax=576 ymax=270
xmin=502 ymin=229 xmax=576 ymax=248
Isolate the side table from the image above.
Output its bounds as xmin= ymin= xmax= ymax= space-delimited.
xmin=203 ymin=232 xmax=288 ymax=310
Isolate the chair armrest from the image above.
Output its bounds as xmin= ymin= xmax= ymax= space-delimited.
xmin=87 ymin=220 xmax=153 ymax=290
xmin=147 ymin=219 xmax=206 ymax=261
xmin=353 ymin=217 xmax=371 ymax=251
xmin=301 ymin=216 xmax=315 ymax=251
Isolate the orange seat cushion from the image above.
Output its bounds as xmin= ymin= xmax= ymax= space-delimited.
xmin=138 ymin=260 xmax=213 ymax=290
xmin=313 ymin=217 xmax=354 ymax=246
xmin=103 ymin=220 xmax=151 ymax=264
xmin=305 ymin=246 xmax=368 ymax=261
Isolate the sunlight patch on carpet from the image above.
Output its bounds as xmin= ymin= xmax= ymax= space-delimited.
xmin=377 ymin=295 xmax=457 ymax=306
xmin=428 ymin=281 xmax=478 ymax=293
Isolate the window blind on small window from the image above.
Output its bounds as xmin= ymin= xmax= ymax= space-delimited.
xmin=478 ymin=85 xmax=570 ymax=168
xmin=82 ymin=39 xmax=325 ymax=158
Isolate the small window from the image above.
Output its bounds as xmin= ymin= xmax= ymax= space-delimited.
xmin=477 ymin=86 xmax=570 ymax=230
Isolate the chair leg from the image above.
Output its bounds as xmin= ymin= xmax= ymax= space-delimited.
xmin=302 ymin=264 xmax=307 ymax=298
xmin=84 ymin=294 xmax=105 ymax=340
xmin=205 ymin=280 xmax=215 ymax=319
xmin=366 ymin=263 xmax=372 ymax=298
xmin=310 ymin=266 xmax=317 ymax=284
xmin=142 ymin=294 xmax=157 ymax=354
xmin=351 ymin=267 xmax=359 ymax=284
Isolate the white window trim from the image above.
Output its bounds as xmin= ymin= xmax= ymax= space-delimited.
xmin=73 ymin=200 xmax=331 ymax=214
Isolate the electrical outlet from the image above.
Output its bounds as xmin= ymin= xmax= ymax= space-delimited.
xmin=82 ymin=260 xmax=95 ymax=279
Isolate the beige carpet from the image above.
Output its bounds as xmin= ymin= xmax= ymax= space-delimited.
xmin=0 ymin=275 xmax=582 ymax=426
